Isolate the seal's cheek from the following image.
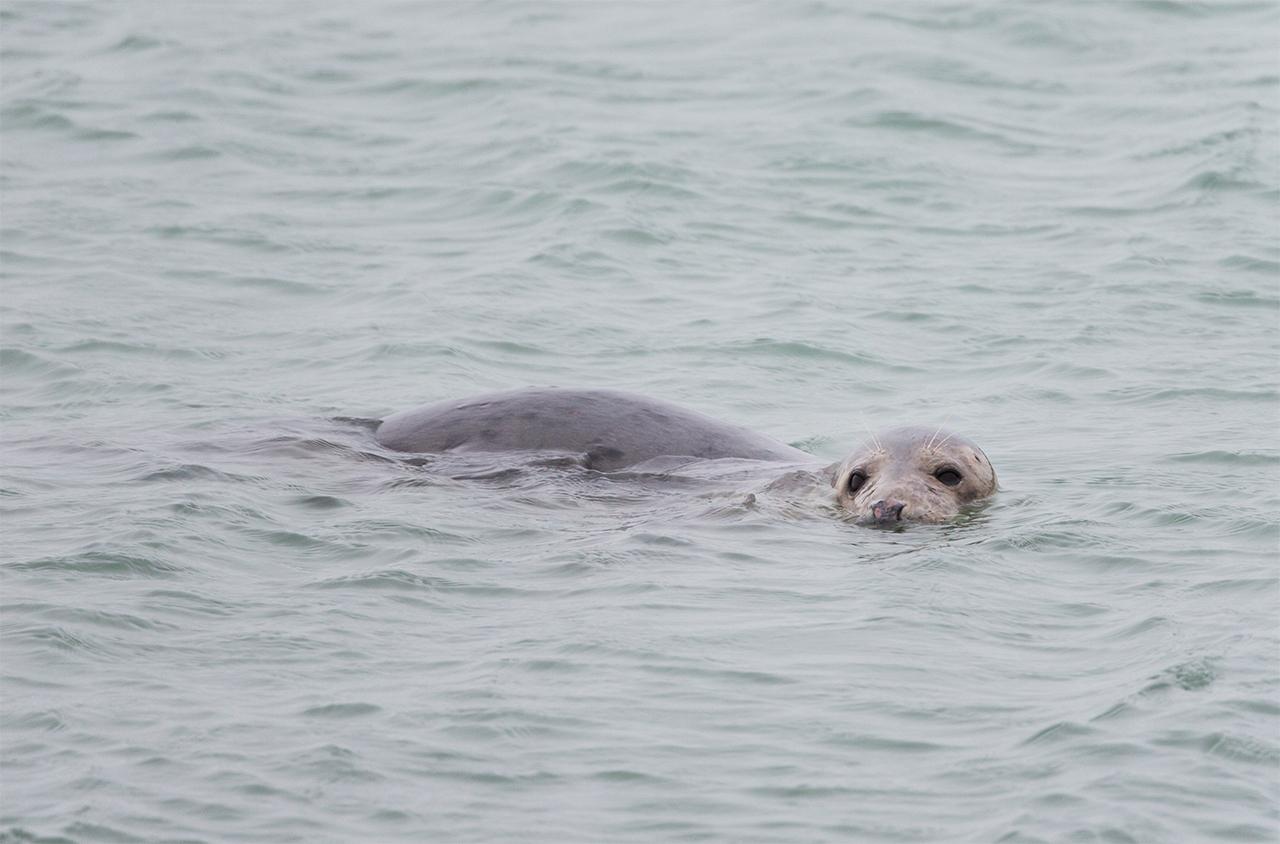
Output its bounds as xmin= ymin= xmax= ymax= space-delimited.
xmin=904 ymin=500 xmax=958 ymax=523
xmin=836 ymin=488 xmax=865 ymax=512
xmin=837 ymin=484 xmax=877 ymax=514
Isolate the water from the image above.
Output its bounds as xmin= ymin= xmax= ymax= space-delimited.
xmin=2 ymin=1 xmax=1277 ymax=840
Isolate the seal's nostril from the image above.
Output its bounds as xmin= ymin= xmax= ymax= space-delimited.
xmin=870 ymin=499 xmax=906 ymax=522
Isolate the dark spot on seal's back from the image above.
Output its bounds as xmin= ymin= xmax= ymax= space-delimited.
xmin=585 ymin=446 xmax=625 ymax=470
xmin=479 ymin=428 xmax=498 ymax=441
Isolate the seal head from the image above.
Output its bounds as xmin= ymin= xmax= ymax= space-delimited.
xmin=834 ymin=426 xmax=997 ymax=524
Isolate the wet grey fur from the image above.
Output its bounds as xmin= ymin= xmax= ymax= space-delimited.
xmin=375 ymin=387 xmax=810 ymax=471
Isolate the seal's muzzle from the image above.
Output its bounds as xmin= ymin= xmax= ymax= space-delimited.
xmin=870 ymin=498 xmax=905 ymax=523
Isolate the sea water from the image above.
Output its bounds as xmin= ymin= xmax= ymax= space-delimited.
xmin=2 ymin=1 xmax=1277 ymax=841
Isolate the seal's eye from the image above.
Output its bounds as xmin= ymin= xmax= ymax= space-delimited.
xmin=847 ymin=471 xmax=867 ymax=494
xmin=935 ymin=468 xmax=962 ymax=487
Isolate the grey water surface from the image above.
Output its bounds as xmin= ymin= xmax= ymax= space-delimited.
xmin=2 ymin=1 xmax=1278 ymax=841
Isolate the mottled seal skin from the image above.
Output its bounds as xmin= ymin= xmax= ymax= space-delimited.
xmin=376 ymin=388 xmax=997 ymax=523
xmin=832 ymin=427 xmax=998 ymax=525
xmin=375 ymin=387 xmax=811 ymax=472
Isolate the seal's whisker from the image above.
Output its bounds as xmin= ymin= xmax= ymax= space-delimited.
xmin=857 ymin=415 xmax=882 ymax=454
xmin=927 ymin=414 xmax=952 ymax=451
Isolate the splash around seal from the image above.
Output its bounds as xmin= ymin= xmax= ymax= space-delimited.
xmin=375 ymin=388 xmax=997 ymax=524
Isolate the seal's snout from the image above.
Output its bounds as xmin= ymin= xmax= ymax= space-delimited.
xmin=870 ymin=498 xmax=905 ymax=523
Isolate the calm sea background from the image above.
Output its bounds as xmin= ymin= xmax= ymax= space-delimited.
xmin=2 ymin=2 xmax=1278 ymax=841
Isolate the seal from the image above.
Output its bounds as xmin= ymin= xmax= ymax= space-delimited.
xmin=376 ymin=387 xmax=996 ymax=523
xmin=831 ymin=426 xmax=997 ymax=524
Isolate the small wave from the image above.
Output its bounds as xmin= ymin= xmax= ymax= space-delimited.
xmin=5 ymin=624 xmax=114 ymax=656
xmin=591 ymin=769 xmax=675 ymax=785
xmin=1203 ymin=734 xmax=1280 ymax=765
xmin=1169 ymin=450 xmax=1279 ymax=466
xmin=601 ymin=226 xmax=671 ymax=246
xmin=340 ymin=521 xmax=470 ymax=544
xmin=241 ymin=528 xmax=347 ymax=552
xmin=4 ymin=709 xmax=67 ymax=732
xmin=362 ymin=341 xmax=467 ymax=361
xmin=1105 ymin=386 xmax=1278 ymax=403
xmin=142 ymin=589 xmax=236 ymax=617
xmin=1133 ymin=126 xmax=1261 ymax=160
xmin=715 ymin=338 xmax=885 ymax=367
xmin=142 ymin=224 xmax=296 ymax=255
xmin=106 ymin=33 xmax=167 ymax=52
xmin=1195 ymin=289 xmax=1280 ymax=308
xmin=58 ymin=338 xmax=219 ymax=360
xmin=140 ymin=463 xmax=242 ymax=483
xmin=855 ymin=110 xmax=1037 ymax=152
xmin=1218 ymin=255 xmax=1280 ymax=276
xmin=866 ymin=7 xmax=1007 ymax=32
xmin=825 ymin=733 xmax=950 ymax=753
xmin=1177 ymin=169 xmax=1266 ymax=194
xmin=548 ymin=158 xmax=699 ymax=189
xmin=4 ymin=602 xmax=174 ymax=632
xmin=290 ymin=494 xmax=350 ymax=510
xmin=748 ymin=783 xmax=861 ymax=799
xmin=1155 ymin=730 xmax=1280 ymax=765
xmin=307 ymin=568 xmax=525 ymax=598
xmin=1185 ymin=577 xmax=1278 ymax=596
xmin=221 ymin=274 xmax=322 ymax=295
xmin=354 ymin=76 xmax=503 ymax=97
xmin=148 ymin=144 xmax=221 ymax=161
xmin=209 ymin=69 xmax=297 ymax=97
xmin=0 ymin=347 xmax=80 ymax=378
xmin=140 ymin=109 xmax=202 ymax=123
xmin=301 ymin=702 xmax=382 ymax=718
xmin=1062 ymin=201 xmax=1186 ymax=218
xmin=1109 ymin=615 xmax=1172 ymax=638
xmin=243 ymin=435 xmax=394 ymax=465
xmin=292 ymin=743 xmax=385 ymax=783
xmin=598 ymin=178 xmax=703 ymax=200
xmin=0 ymin=102 xmax=74 ymax=132
xmin=7 ymin=550 xmax=185 ymax=579
xmin=74 ymin=127 xmax=135 ymax=142
xmin=1023 ymin=720 xmax=1097 ymax=746
xmin=308 ymin=569 xmax=454 ymax=591
xmin=637 ymin=663 xmax=794 ymax=685
xmin=465 ymin=339 xmax=552 ymax=357
xmin=1127 ymin=0 xmax=1214 ymax=16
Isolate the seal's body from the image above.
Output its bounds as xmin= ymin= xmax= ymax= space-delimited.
xmin=376 ymin=387 xmax=809 ymax=472
xmin=376 ymin=387 xmax=997 ymax=523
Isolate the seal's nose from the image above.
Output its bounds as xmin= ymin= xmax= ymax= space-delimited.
xmin=871 ymin=499 xmax=905 ymax=523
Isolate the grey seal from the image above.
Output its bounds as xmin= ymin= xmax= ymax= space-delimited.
xmin=831 ymin=426 xmax=997 ymax=524
xmin=376 ymin=387 xmax=997 ymax=524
